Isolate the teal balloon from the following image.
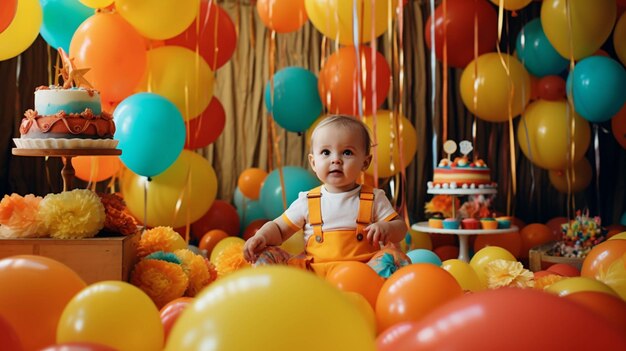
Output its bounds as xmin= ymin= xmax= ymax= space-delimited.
xmin=567 ymin=56 xmax=626 ymax=123
xmin=516 ymin=19 xmax=568 ymax=78
xmin=114 ymin=93 xmax=185 ymax=177
xmin=237 ymin=200 xmax=268 ymax=232
xmin=621 ymin=212 xmax=626 ymax=226
xmin=259 ymin=166 xmax=321 ymax=219
xmin=406 ymin=249 xmax=442 ymax=266
xmin=233 ymin=186 xmax=247 ymax=209
xmin=264 ymin=66 xmax=322 ymax=133
xmin=40 ymin=0 xmax=93 ymax=52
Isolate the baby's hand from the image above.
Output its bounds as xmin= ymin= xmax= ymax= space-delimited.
xmin=243 ymin=235 xmax=267 ymax=263
xmin=364 ymin=222 xmax=390 ymax=246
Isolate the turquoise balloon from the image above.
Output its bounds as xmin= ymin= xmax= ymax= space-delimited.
xmin=40 ymin=0 xmax=93 ymax=52
xmin=259 ymin=166 xmax=321 ymax=219
xmin=264 ymin=66 xmax=322 ymax=133
xmin=114 ymin=93 xmax=185 ymax=177
xmin=233 ymin=186 xmax=247 ymax=209
xmin=237 ymin=200 xmax=268 ymax=232
xmin=516 ymin=19 xmax=568 ymax=78
xmin=621 ymin=212 xmax=626 ymax=226
xmin=567 ymin=56 xmax=626 ymax=123
xmin=406 ymin=249 xmax=442 ymax=266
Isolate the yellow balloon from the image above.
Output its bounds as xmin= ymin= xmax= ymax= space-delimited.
xmin=548 ymin=157 xmax=592 ymax=193
xmin=469 ymin=246 xmax=517 ymax=288
xmin=595 ymin=254 xmax=626 ymax=301
xmin=460 ymin=53 xmax=531 ymax=122
xmin=545 ymin=277 xmax=619 ymax=297
xmin=400 ymin=228 xmax=433 ymax=252
xmin=614 ymin=12 xmax=626 ymax=66
xmin=363 ymin=110 xmax=418 ymax=179
xmin=115 ymin=0 xmax=200 ymax=40
xmin=166 ymin=266 xmax=375 ymax=350
xmin=609 ymin=232 xmax=626 ymax=241
xmin=517 ymin=100 xmax=591 ymax=170
xmin=304 ymin=0 xmax=397 ymax=46
xmin=79 ymin=0 xmax=113 ymax=8
xmin=122 ymin=150 xmax=217 ymax=228
xmin=138 ymin=46 xmax=214 ymax=120
xmin=489 ymin=0 xmax=532 ymax=11
xmin=0 ymin=0 xmax=42 ymax=61
xmin=541 ymin=0 xmax=616 ymax=60
xmin=57 ymin=281 xmax=164 ymax=351
xmin=209 ymin=236 xmax=246 ymax=263
xmin=280 ymin=230 xmax=305 ymax=255
xmin=442 ymin=259 xmax=485 ymax=292
xmin=343 ymin=292 xmax=377 ymax=336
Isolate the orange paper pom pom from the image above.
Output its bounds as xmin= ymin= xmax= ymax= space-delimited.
xmin=137 ymin=226 xmax=188 ymax=258
xmin=0 ymin=193 xmax=46 ymax=238
xmin=174 ymin=249 xmax=217 ymax=297
xmin=130 ymin=258 xmax=189 ymax=309
xmin=534 ymin=273 xmax=567 ymax=290
xmin=213 ymin=242 xmax=250 ymax=278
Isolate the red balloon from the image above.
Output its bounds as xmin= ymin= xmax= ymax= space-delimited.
xmin=39 ymin=342 xmax=118 ymax=351
xmin=424 ymin=0 xmax=498 ymax=68
xmin=474 ymin=232 xmax=522 ymax=258
xmin=318 ymin=45 xmax=391 ymax=116
xmin=546 ymin=216 xmax=568 ymax=241
xmin=0 ymin=0 xmax=17 ymax=34
xmin=160 ymin=297 xmax=194 ymax=343
xmin=0 ymin=314 xmax=22 ymax=351
xmin=537 ymin=75 xmax=566 ymax=101
xmin=433 ymin=245 xmax=459 ymax=261
xmin=165 ymin=1 xmax=237 ymax=70
xmin=242 ymin=219 xmax=269 ymax=241
xmin=607 ymin=224 xmax=626 ymax=239
xmin=376 ymin=321 xmax=417 ymax=351
xmin=428 ymin=233 xmax=456 ymax=249
xmin=564 ymin=291 xmax=626 ymax=333
xmin=376 ymin=264 xmax=463 ymax=333
xmin=191 ymin=200 xmax=240 ymax=240
xmin=386 ymin=288 xmax=626 ymax=350
xmin=184 ymin=97 xmax=226 ymax=149
xmin=546 ymin=263 xmax=580 ymax=277
xmin=612 ymin=104 xmax=626 ymax=150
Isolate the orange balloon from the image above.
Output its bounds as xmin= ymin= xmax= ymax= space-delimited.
xmin=474 ymin=232 xmax=522 ymax=258
xmin=198 ymin=229 xmax=230 ymax=257
xmin=548 ymin=158 xmax=592 ymax=194
xmin=547 ymin=263 xmax=580 ymax=277
xmin=257 ymin=0 xmax=308 ymax=33
xmin=581 ymin=240 xmax=626 ymax=279
xmin=0 ymin=0 xmax=17 ymax=34
xmin=565 ymin=291 xmax=626 ymax=333
xmin=612 ymin=104 xmax=626 ymax=150
xmin=326 ymin=261 xmax=385 ymax=311
xmin=318 ymin=46 xmax=391 ymax=116
xmin=73 ymin=156 xmax=121 ymax=182
xmin=70 ymin=12 xmax=147 ymax=103
xmin=237 ymin=168 xmax=268 ymax=200
xmin=242 ymin=219 xmax=269 ymax=241
xmin=0 ymin=255 xmax=87 ymax=351
xmin=160 ymin=297 xmax=194 ymax=343
xmin=376 ymin=264 xmax=463 ymax=333
xmin=519 ymin=223 xmax=554 ymax=258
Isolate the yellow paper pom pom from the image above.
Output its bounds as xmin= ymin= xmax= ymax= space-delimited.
xmin=39 ymin=189 xmax=105 ymax=239
xmin=137 ymin=226 xmax=188 ymax=258
xmin=130 ymin=258 xmax=189 ymax=309
xmin=485 ymin=259 xmax=535 ymax=289
xmin=174 ymin=249 xmax=217 ymax=297
xmin=213 ymin=242 xmax=250 ymax=278
xmin=0 ymin=193 xmax=47 ymax=238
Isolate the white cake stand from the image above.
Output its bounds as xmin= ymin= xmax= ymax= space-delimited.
xmin=411 ymin=222 xmax=519 ymax=262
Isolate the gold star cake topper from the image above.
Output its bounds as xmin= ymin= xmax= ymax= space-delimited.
xmin=55 ymin=48 xmax=93 ymax=89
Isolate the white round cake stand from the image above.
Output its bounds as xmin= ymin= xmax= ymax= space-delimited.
xmin=411 ymin=222 xmax=519 ymax=262
xmin=427 ymin=188 xmax=497 ymax=195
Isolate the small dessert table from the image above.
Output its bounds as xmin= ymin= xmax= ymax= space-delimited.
xmin=12 ymin=148 xmax=121 ymax=191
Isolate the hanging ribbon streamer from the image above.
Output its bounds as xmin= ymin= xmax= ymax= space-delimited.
xmin=565 ymin=0 xmax=577 ymax=219
xmin=494 ymin=0 xmax=517 ymax=215
xmin=472 ymin=0 xmax=478 ymax=162
xmin=172 ymin=165 xmax=193 ymax=243
xmin=428 ymin=0 xmax=438 ymax=170
xmin=369 ymin=0 xmax=379 ymax=187
xmin=593 ymin=124 xmax=601 ymax=217
xmin=442 ymin=0 xmax=448 ymax=143
xmin=352 ymin=0 xmax=364 ymax=118
xmin=143 ymin=176 xmax=151 ymax=234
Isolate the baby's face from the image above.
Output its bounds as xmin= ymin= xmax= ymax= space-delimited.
xmin=308 ymin=125 xmax=371 ymax=193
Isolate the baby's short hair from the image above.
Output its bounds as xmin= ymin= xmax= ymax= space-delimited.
xmin=310 ymin=115 xmax=372 ymax=155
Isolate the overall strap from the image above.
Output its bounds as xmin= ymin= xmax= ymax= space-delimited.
xmin=307 ymin=186 xmax=323 ymax=240
xmin=356 ymin=184 xmax=374 ymax=237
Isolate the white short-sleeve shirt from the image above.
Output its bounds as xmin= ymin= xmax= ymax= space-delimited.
xmin=282 ymin=185 xmax=398 ymax=242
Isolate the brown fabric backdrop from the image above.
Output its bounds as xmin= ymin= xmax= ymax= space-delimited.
xmin=1 ymin=1 xmax=624 ymax=227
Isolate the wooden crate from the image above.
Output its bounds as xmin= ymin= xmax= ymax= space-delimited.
xmin=528 ymin=242 xmax=583 ymax=272
xmin=0 ymin=234 xmax=139 ymax=284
